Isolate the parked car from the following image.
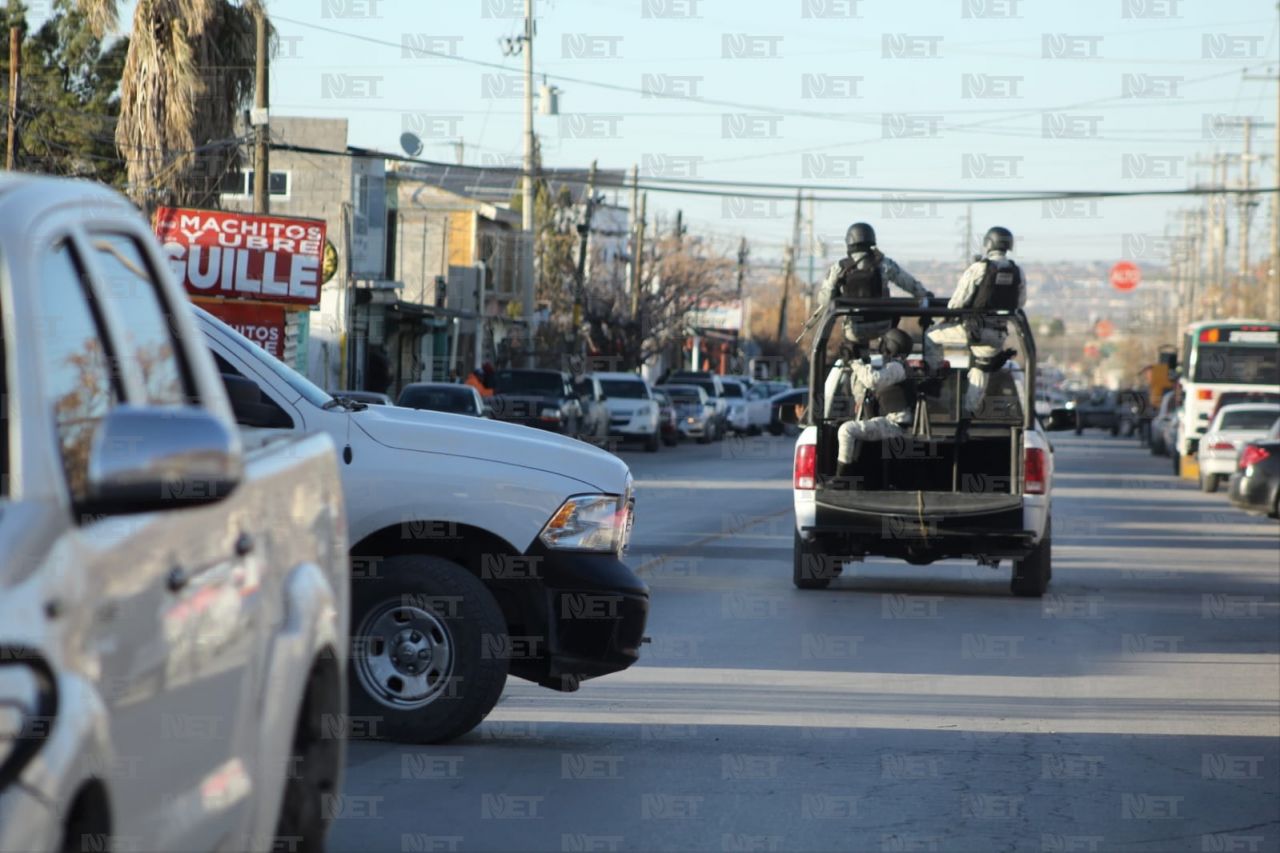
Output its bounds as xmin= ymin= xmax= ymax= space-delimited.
xmin=1066 ymin=387 xmax=1122 ymax=435
xmin=769 ymin=388 xmax=808 ymax=436
xmin=200 ymin=311 xmax=649 ymax=743
xmin=756 ymin=380 xmax=793 ymax=397
xmin=333 ymin=389 xmax=393 ymax=406
xmin=661 ymin=384 xmax=714 ymax=443
xmin=397 ymin=382 xmax=487 ymax=417
xmin=720 ymin=377 xmax=769 ymax=435
xmin=1211 ymin=390 xmax=1280 ymax=421
xmin=1149 ymin=390 xmax=1177 ymax=456
xmin=0 ymin=175 xmax=349 ymax=853
xmin=651 ymin=388 xmax=681 ymax=446
xmin=666 ymin=371 xmax=727 ymax=440
xmin=1196 ymin=404 xmax=1280 ymax=492
xmin=1228 ymin=418 xmax=1280 ymax=518
xmin=595 ymin=372 xmax=662 ymax=452
xmin=488 ymin=368 xmax=585 ymax=438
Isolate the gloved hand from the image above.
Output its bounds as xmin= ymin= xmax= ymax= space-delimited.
xmin=980 ymin=348 xmax=1018 ymax=373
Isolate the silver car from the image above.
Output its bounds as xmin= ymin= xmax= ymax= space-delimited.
xmin=1196 ymin=403 xmax=1280 ymax=493
xmin=0 ymin=175 xmax=350 ymax=853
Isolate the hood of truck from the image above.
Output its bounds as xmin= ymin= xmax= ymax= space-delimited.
xmin=352 ymin=405 xmax=629 ymax=493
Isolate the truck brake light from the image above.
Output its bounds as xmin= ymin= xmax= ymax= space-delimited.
xmin=1197 ymin=389 xmax=1213 ymax=400
xmin=794 ymin=444 xmax=816 ymax=490
xmin=1024 ymin=447 xmax=1047 ymax=495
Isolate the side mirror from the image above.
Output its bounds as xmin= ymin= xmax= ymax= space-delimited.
xmin=1043 ymin=407 xmax=1076 ymax=431
xmin=79 ymin=406 xmax=243 ymax=516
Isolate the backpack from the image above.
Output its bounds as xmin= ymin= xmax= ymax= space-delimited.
xmin=837 ymin=254 xmax=890 ymax=323
xmin=971 ymin=258 xmax=1022 ymax=312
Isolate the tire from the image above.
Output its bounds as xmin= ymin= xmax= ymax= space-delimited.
xmin=1201 ymin=471 xmax=1220 ymax=493
xmin=1171 ymin=450 xmax=1181 ymax=476
xmin=662 ymin=432 xmax=679 ymax=447
xmin=793 ymin=530 xmax=833 ymax=590
xmin=644 ymin=430 xmax=660 ymax=453
xmin=1074 ymin=415 xmax=1083 ymax=436
xmin=275 ymin=658 xmax=343 ymax=853
xmin=1011 ymin=519 xmax=1051 ymax=598
xmin=696 ymin=432 xmax=711 ymax=445
xmin=349 ymin=555 xmax=508 ymax=743
xmin=1110 ymin=421 xmax=1120 ymax=437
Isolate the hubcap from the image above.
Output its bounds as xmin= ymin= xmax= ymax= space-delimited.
xmin=354 ymin=602 xmax=455 ymax=709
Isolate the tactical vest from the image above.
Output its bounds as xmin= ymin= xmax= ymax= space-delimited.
xmin=971 ymin=258 xmax=1022 ymax=312
xmin=873 ymin=369 xmax=917 ymax=420
xmin=838 ymin=255 xmax=886 ymax=300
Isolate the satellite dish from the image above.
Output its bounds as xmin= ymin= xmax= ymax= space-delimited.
xmin=399 ymin=132 xmax=423 ymax=157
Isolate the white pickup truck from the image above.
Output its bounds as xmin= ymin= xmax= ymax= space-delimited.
xmin=197 ymin=309 xmax=649 ymax=743
xmin=0 ymin=176 xmax=349 ymax=852
xmin=789 ymin=297 xmax=1062 ymax=597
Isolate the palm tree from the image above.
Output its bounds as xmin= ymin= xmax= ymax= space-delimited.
xmin=78 ymin=0 xmax=267 ymax=210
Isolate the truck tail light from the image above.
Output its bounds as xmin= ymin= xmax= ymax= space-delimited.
xmin=1024 ymin=447 xmax=1047 ymax=495
xmin=794 ymin=444 xmax=816 ymax=490
xmin=1210 ymin=441 xmax=1235 ymax=451
xmin=1197 ymin=389 xmax=1214 ymax=400
xmin=1239 ymin=445 xmax=1270 ymax=470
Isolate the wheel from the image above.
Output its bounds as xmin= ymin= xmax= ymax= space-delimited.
xmin=1200 ymin=471 xmax=1220 ymax=493
xmin=1074 ymin=415 xmax=1083 ymax=435
xmin=713 ymin=420 xmax=725 ymax=442
xmin=747 ymin=425 xmax=762 ymax=436
xmin=349 ymin=555 xmax=508 ymax=743
xmin=275 ymin=658 xmax=343 ymax=853
xmin=1171 ymin=450 xmax=1180 ymax=476
xmin=1110 ymin=421 xmax=1120 ymax=436
xmin=644 ymin=430 xmax=660 ymax=452
xmin=662 ymin=432 xmax=679 ymax=447
xmin=696 ymin=432 xmax=711 ymax=445
xmin=1011 ymin=519 xmax=1051 ymax=597
xmin=793 ymin=530 xmax=833 ymax=590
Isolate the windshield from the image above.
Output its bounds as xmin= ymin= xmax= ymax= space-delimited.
xmin=494 ymin=370 xmax=563 ymax=396
xmin=600 ymin=379 xmax=649 ymax=399
xmin=196 ymin=306 xmax=333 ymax=409
xmin=1219 ymin=408 xmax=1280 ymax=431
xmin=399 ymin=386 xmax=476 ymax=414
xmin=1193 ymin=345 xmax=1280 ymax=386
xmin=721 ymin=382 xmax=744 ymax=398
xmin=682 ymin=379 xmax=717 ymax=397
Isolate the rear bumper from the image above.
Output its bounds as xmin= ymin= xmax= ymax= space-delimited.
xmin=522 ymin=543 xmax=649 ymax=688
xmin=808 ymin=492 xmax=1037 ymax=562
xmin=1228 ymin=469 xmax=1277 ymax=515
xmin=1198 ymin=454 xmax=1238 ymax=477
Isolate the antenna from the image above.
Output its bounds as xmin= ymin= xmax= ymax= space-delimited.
xmin=399 ymin=132 xmax=423 ymax=158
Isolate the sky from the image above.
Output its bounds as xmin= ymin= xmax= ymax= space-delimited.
xmin=81 ymin=0 xmax=1280 ymax=269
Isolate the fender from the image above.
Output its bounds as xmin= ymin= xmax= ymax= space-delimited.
xmin=241 ymin=561 xmax=345 ymax=853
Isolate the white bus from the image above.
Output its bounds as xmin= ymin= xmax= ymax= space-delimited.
xmin=1176 ymin=319 xmax=1280 ymax=458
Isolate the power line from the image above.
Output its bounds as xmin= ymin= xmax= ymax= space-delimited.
xmin=270 ymin=141 xmax=1280 ymax=205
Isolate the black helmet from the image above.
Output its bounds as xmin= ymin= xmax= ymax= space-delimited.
xmin=879 ymin=328 xmax=913 ymax=358
xmin=983 ymin=226 xmax=1013 ymax=252
xmin=845 ymin=222 xmax=877 ymax=253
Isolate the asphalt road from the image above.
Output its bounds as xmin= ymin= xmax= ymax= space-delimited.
xmin=332 ymin=431 xmax=1280 ymax=853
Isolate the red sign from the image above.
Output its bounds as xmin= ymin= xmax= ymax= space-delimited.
xmin=154 ymin=207 xmax=327 ymax=306
xmin=1095 ymin=319 xmax=1115 ymax=339
xmin=200 ymin=300 xmax=287 ymax=359
xmin=1110 ymin=261 xmax=1141 ymax=292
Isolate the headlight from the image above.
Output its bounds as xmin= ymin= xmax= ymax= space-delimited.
xmin=539 ymin=494 xmax=631 ymax=553
xmin=539 ymin=407 xmax=562 ymax=420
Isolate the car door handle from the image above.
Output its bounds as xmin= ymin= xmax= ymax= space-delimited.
xmin=234 ymin=532 xmax=255 ymax=558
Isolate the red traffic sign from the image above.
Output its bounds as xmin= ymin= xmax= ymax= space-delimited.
xmin=1095 ymin=319 xmax=1115 ymax=339
xmin=1110 ymin=261 xmax=1141 ymax=292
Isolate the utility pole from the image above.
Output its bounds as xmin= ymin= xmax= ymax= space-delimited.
xmin=631 ymin=192 xmax=646 ymax=321
xmin=807 ymin=193 xmax=817 ymax=306
xmin=520 ymin=0 xmax=536 ymax=364
xmin=573 ymin=159 xmax=597 ymax=347
xmin=673 ymin=209 xmax=683 ymax=245
xmin=6 ymin=26 xmax=19 ymax=171
xmin=628 ymin=165 xmax=640 ymax=316
xmin=1243 ymin=60 xmax=1280 ymax=320
xmin=252 ymin=8 xmax=269 ymax=214
xmin=777 ymin=188 xmax=802 ymax=340
xmin=735 ymin=237 xmax=748 ymax=298
xmin=1236 ymin=117 xmax=1255 ymax=317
